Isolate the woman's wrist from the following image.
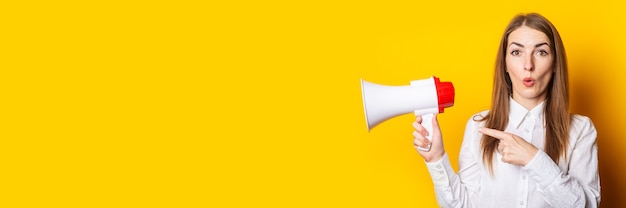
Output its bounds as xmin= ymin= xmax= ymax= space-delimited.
xmin=425 ymin=152 xmax=445 ymax=163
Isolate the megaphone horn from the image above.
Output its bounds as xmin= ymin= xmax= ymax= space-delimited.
xmin=360 ymin=76 xmax=455 ymax=150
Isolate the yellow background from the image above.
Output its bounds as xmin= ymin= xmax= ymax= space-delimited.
xmin=2 ymin=0 xmax=625 ymax=207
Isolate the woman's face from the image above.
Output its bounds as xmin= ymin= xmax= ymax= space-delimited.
xmin=505 ymin=25 xmax=554 ymax=108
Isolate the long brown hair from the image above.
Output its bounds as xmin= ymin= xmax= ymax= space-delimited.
xmin=479 ymin=13 xmax=570 ymax=174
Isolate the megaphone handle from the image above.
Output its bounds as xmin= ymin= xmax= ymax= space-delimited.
xmin=416 ymin=114 xmax=434 ymax=152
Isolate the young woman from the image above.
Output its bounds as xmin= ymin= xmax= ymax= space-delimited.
xmin=412 ymin=13 xmax=600 ymax=207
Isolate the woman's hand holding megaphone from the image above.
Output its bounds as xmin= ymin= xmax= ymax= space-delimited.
xmin=413 ymin=115 xmax=445 ymax=163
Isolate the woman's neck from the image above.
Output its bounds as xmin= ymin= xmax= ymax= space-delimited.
xmin=512 ymin=96 xmax=546 ymax=110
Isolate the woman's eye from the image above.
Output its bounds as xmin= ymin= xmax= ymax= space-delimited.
xmin=510 ymin=50 xmax=520 ymax=56
xmin=537 ymin=50 xmax=548 ymax=56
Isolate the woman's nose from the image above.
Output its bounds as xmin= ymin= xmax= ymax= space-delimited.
xmin=523 ymin=56 xmax=534 ymax=71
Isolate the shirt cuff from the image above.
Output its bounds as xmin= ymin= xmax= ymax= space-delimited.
xmin=522 ymin=150 xmax=562 ymax=190
xmin=425 ymin=153 xmax=454 ymax=186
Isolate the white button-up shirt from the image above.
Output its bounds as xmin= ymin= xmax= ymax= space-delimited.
xmin=425 ymin=98 xmax=600 ymax=207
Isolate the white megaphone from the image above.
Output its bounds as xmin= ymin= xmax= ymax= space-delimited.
xmin=361 ymin=76 xmax=455 ymax=151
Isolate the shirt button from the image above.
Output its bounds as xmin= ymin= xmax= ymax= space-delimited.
xmin=522 ymin=175 xmax=526 ymax=180
xmin=524 ymin=129 xmax=530 ymax=133
xmin=437 ymin=165 xmax=442 ymax=169
xmin=520 ymin=201 xmax=524 ymax=205
xmin=439 ymin=171 xmax=444 ymax=175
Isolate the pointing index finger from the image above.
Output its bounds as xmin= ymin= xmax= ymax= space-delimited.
xmin=478 ymin=127 xmax=510 ymax=140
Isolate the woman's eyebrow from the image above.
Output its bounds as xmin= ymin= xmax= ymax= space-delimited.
xmin=509 ymin=42 xmax=550 ymax=48
xmin=509 ymin=42 xmax=524 ymax=48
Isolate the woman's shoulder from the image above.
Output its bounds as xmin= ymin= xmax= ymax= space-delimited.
xmin=569 ymin=114 xmax=597 ymax=140
xmin=570 ymin=114 xmax=596 ymax=131
xmin=468 ymin=110 xmax=489 ymax=122
xmin=571 ymin=114 xmax=591 ymax=122
xmin=462 ymin=110 xmax=489 ymax=129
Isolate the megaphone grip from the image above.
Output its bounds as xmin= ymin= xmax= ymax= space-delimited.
xmin=416 ymin=113 xmax=434 ymax=151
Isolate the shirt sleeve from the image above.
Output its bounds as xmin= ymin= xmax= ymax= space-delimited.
xmin=522 ymin=115 xmax=600 ymax=208
xmin=424 ymin=116 xmax=482 ymax=208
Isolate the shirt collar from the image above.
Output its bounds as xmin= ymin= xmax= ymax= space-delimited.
xmin=509 ymin=97 xmax=545 ymax=128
